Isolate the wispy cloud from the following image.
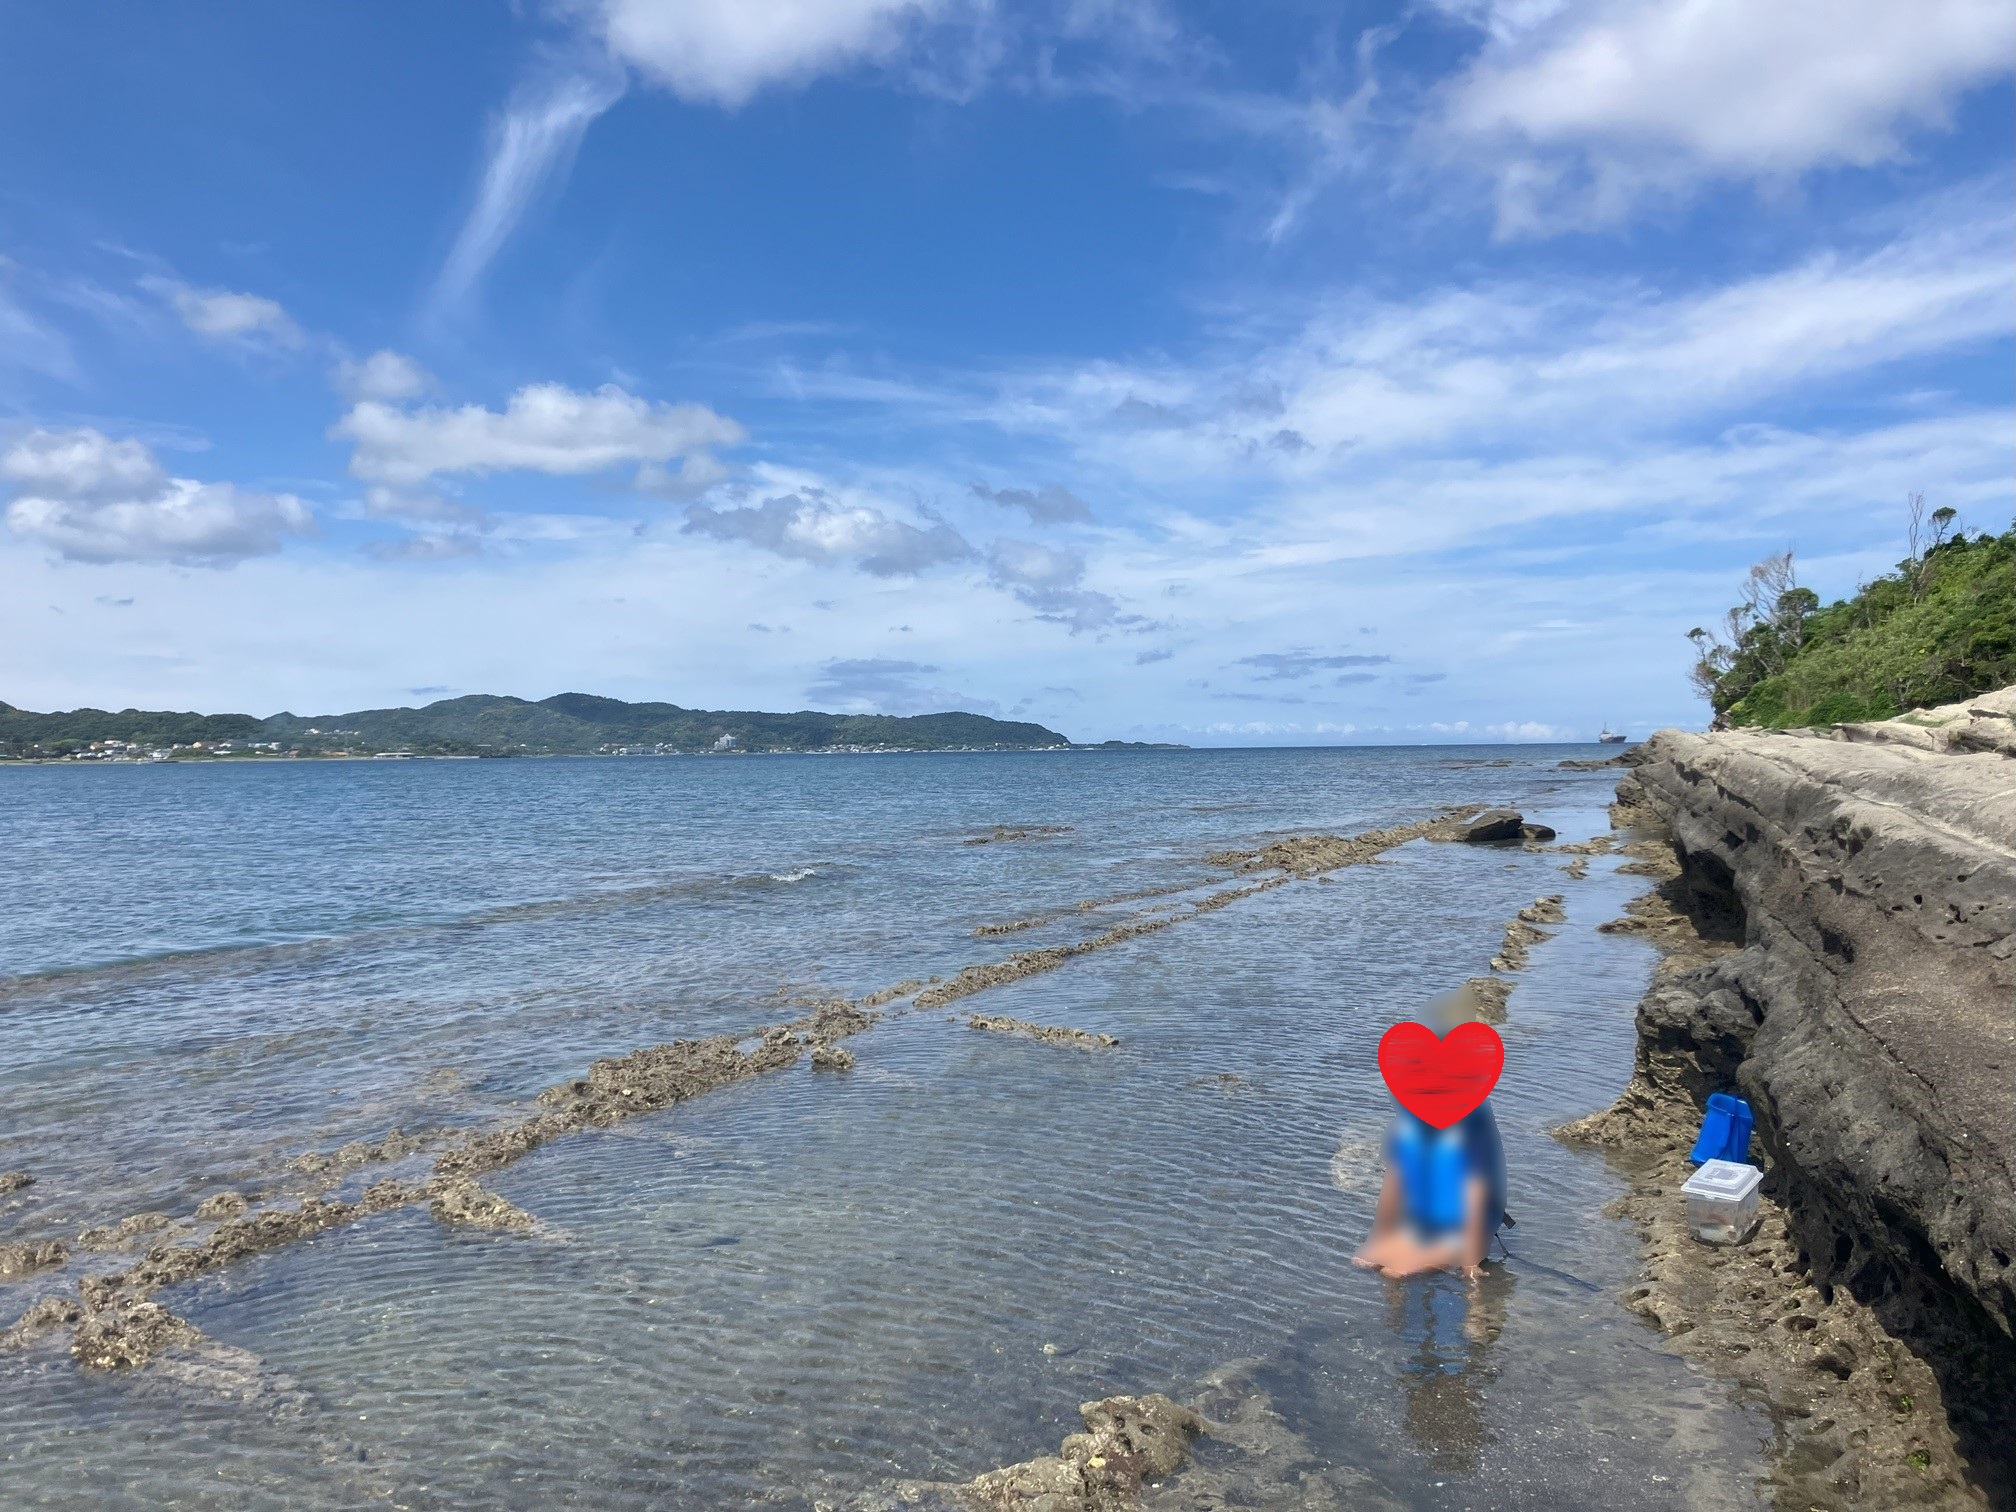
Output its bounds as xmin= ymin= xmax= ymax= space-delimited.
xmin=433 ymin=66 xmax=627 ymax=314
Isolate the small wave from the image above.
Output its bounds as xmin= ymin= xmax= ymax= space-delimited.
xmin=767 ymin=868 xmax=818 ymax=884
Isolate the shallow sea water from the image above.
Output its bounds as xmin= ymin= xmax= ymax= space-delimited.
xmin=0 ymin=749 xmax=1770 ymax=1508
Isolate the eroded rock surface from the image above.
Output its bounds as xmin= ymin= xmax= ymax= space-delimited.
xmin=1568 ymin=698 xmax=2016 ymax=1504
xmin=925 ymin=1393 xmax=1205 ymax=1511
xmin=429 ymin=1179 xmax=533 ymax=1231
xmin=967 ymin=1014 xmax=1118 ymax=1050
xmin=0 ymin=1239 xmax=66 ymax=1280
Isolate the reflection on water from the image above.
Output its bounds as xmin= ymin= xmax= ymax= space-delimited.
xmin=1390 ymin=1269 xmax=1509 ymax=1475
xmin=0 ymin=750 xmax=1771 ymax=1507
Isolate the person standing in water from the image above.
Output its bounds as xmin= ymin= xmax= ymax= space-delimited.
xmin=1353 ymin=985 xmax=1508 ymax=1279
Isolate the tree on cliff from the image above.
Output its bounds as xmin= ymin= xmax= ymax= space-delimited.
xmin=1689 ymin=506 xmax=2015 ymax=728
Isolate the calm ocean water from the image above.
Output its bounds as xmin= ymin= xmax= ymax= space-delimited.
xmin=0 ymin=749 xmax=1769 ymax=1508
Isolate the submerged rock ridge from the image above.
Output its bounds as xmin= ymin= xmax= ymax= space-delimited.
xmin=1 ymin=812 xmax=1494 ymax=1384
xmin=1573 ymin=696 xmax=2016 ymax=1505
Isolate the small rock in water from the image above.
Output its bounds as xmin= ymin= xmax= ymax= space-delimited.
xmin=1457 ymin=809 xmax=1525 ymax=843
xmin=810 ymin=1044 xmax=855 ymax=1071
xmin=0 ymin=1238 xmax=67 ymax=1279
xmin=0 ymin=1171 xmax=32 ymax=1194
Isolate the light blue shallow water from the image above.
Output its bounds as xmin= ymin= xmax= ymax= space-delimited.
xmin=0 ymin=749 xmax=1770 ymax=1508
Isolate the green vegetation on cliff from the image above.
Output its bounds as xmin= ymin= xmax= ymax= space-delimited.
xmin=0 ymin=692 xmax=1072 ymax=758
xmin=1690 ymin=512 xmax=2015 ymax=728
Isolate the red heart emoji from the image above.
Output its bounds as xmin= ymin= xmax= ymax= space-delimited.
xmin=1377 ymin=1021 xmax=1504 ymax=1129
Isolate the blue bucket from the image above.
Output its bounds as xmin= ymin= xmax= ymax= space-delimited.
xmin=1688 ymin=1093 xmax=1753 ymax=1165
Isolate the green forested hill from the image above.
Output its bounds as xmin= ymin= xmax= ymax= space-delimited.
xmin=1691 ymin=522 xmax=2014 ymax=727
xmin=2 ymin=692 xmax=1073 ymax=756
xmin=0 ymin=703 xmax=263 ymax=751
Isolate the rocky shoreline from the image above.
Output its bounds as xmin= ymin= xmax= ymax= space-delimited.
xmin=1562 ymin=691 xmax=2016 ymax=1509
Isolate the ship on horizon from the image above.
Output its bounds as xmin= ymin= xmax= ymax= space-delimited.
xmin=1598 ymin=725 xmax=1628 ymax=744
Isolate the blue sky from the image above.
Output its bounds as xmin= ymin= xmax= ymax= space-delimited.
xmin=2 ymin=0 xmax=2010 ymax=743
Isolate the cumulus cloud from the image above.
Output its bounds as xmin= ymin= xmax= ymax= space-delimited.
xmin=970 ymin=480 xmax=1095 ymax=523
xmin=1237 ymin=651 xmax=1391 ymax=680
xmin=334 ymin=349 xmax=432 ymax=403
xmin=333 ymin=382 xmax=743 ymax=488
xmin=684 ymin=490 xmax=971 ymax=576
xmin=985 ymin=538 xmax=1126 ymax=632
xmin=2 ymin=428 xmax=312 ymax=566
xmin=595 ymin=0 xmax=949 ymax=107
xmin=1438 ymin=0 xmax=2016 ymax=228
xmin=148 ymin=279 xmax=303 ymax=347
xmin=804 ymin=655 xmax=993 ymax=714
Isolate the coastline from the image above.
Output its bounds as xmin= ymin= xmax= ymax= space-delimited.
xmin=1558 ymin=698 xmax=2016 ymax=1509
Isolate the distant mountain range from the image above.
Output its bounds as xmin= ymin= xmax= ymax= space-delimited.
xmin=0 ymin=693 xmax=1086 ymax=756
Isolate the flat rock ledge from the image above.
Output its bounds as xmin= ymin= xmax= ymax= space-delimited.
xmin=1569 ymin=695 xmax=2016 ymax=1506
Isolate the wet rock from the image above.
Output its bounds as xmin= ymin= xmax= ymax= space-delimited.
xmin=195 ymin=1191 xmax=251 ymax=1221
xmin=1462 ymin=977 xmax=1511 ymax=1025
xmin=77 ymin=1212 xmax=175 ymax=1251
xmin=1517 ymin=894 xmax=1566 ymax=925
xmin=114 ymin=1197 xmax=363 ymax=1299
xmin=811 ymin=1045 xmax=856 ymax=1071
xmin=1 ymin=1295 xmax=83 ymax=1349
xmin=859 ymin=978 xmax=926 ymax=1006
xmin=1211 ymin=811 xmax=1480 ymax=877
xmin=1455 ymin=809 xmax=1524 ymax=843
xmin=0 ymin=1170 xmax=32 ymax=1194
xmin=1489 ymin=918 xmax=1553 ymax=972
xmin=428 ymin=1179 xmax=533 ymax=1231
xmin=961 ymin=1394 xmax=1204 ymax=1510
xmin=1561 ymin=856 xmax=1589 ymax=879
xmin=0 ymin=1239 xmax=67 ymax=1280
xmin=966 ymin=824 xmax=1075 ymax=846
xmin=968 ymin=1014 xmax=1118 ymax=1050
xmin=1520 ymin=823 xmax=1557 ymax=841
xmin=71 ymin=1298 xmax=202 ymax=1371
xmin=289 ymin=1127 xmax=449 ymax=1179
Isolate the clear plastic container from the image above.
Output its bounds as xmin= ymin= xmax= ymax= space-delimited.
xmin=1680 ymin=1159 xmax=1762 ymax=1245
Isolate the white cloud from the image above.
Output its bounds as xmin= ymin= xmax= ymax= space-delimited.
xmin=986 ymin=205 xmax=2013 ymax=473
xmin=595 ymin=0 xmax=949 ymax=107
xmin=334 ymin=349 xmax=432 ymax=403
xmin=333 ymin=382 xmax=744 ymax=487
xmin=1438 ymin=0 xmax=2016 ymax=228
xmin=2 ymin=428 xmax=312 ymax=566
xmin=684 ymin=489 xmax=971 ymax=576
xmin=149 ymin=279 xmax=303 ymax=347
xmin=434 ymin=68 xmax=627 ymax=311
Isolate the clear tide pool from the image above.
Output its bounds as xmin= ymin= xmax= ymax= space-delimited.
xmin=0 ymin=749 xmax=1771 ymax=1508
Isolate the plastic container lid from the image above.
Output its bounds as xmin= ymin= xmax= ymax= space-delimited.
xmin=1681 ymin=1159 xmax=1762 ymax=1201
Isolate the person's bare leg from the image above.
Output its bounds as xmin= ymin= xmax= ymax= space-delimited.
xmin=1353 ymin=1169 xmax=1404 ymax=1269
xmin=1374 ymin=1231 xmax=1463 ymax=1277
